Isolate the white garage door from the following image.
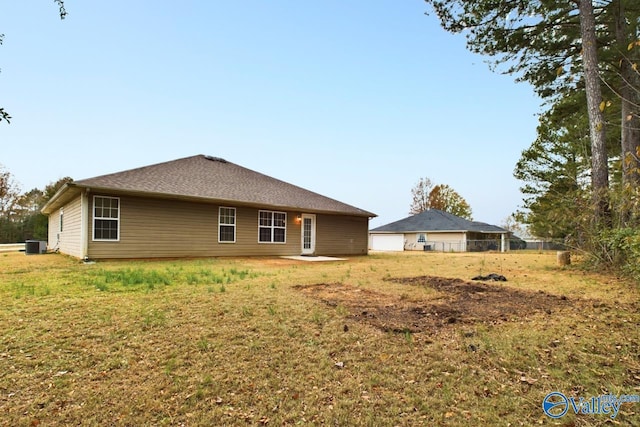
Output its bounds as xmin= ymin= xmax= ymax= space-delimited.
xmin=370 ymin=234 xmax=404 ymax=251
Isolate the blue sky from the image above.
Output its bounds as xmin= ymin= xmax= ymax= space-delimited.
xmin=1 ymin=1 xmax=541 ymax=228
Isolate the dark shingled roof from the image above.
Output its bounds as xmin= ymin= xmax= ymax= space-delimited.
xmin=44 ymin=155 xmax=375 ymax=217
xmin=370 ymin=209 xmax=507 ymax=233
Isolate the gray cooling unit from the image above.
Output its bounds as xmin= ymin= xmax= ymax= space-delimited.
xmin=25 ymin=240 xmax=47 ymax=255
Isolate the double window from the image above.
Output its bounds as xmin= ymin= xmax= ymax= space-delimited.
xmin=258 ymin=210 xmax=286 ymax=243
xmin=93 ymin=196 xmax=120 ymax=241
xmin=218 ymin=208 xmax=287 ymax=243
xmin=218 ymin=207 xmax=236 ymax=243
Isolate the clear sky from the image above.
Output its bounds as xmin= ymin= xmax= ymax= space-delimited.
xmin=1 ymin=1 xmax=541 ymax=228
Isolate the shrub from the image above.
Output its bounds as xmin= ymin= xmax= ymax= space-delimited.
xmin=597 ymin=227 xmax=640 ymax=281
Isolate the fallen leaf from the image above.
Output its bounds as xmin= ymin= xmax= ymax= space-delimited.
xmin=520 ymin=376 xmax=538 ymax=385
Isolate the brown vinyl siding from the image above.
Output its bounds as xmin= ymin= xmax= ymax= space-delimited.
xmin=48 ymin=195 xmax=83 ymax=257
xmin=315 ymin=214 xmax=369 ymax=255
xmin=87 ymin=195 xmax=306 ymax=259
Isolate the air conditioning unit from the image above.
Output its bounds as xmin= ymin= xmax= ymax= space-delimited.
xmin=25 ymin=240 xmax=47 ymax=255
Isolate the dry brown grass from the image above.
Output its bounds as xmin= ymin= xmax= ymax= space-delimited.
xmin=0 ymin=251 xmax=638 ymax=426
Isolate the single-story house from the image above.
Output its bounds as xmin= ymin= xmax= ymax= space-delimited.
xmin=41 ymin=155 xmax=376 ymax=259
xmin=369 ymin=209 xmax=510 ymax=252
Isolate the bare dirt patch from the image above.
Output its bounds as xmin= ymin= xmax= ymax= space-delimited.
xmin=295 ymin=275 xmax=573 ymax=333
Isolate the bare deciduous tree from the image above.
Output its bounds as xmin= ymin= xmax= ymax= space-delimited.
xmin=409 ymin=177 xmax=433 ymax=214
xmin=0 ymin=165 xmax=21 ymax=220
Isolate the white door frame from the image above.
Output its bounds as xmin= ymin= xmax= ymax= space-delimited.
xmin=301 ymin=213 xmax=316 ymax=255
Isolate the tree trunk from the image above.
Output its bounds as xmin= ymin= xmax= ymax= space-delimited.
xmin=614 ymin=0 xmax=640 ymax=192
xmin=579 ymin=0 xmax=610 ymax=223
xmin=557 ymin=250 xmax=571 ymax=266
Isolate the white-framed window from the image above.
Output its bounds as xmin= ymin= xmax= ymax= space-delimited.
xmin=218 ymin=207 xmax=236 ymax=243
xmin=59 ymin=208 xmax=64 ymax=232
xmin=417 ymin=234 xmax=426 ymax=243
xmin=258 ymin=210 xmax=286 ymax=243
xmin=93 ymin=196 xmax=120 ymax=241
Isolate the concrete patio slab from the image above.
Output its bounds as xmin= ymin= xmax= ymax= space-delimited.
xmin=281 ymin=255 xmax=347 ymax=262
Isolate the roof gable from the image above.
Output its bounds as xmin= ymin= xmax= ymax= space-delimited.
xmin=43 ymin=155 xmax=375 ymax=216
xmin=370 ymin=209 xmax=507 ymax=233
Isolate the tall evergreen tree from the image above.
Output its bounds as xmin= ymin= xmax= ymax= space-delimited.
xmin=579 ymin=0 xmax=611 ymax=221
xmin=514 ymin=92 xmax=591 ymax=239
xmin=424 ymin=0 xmax=640 ymax=223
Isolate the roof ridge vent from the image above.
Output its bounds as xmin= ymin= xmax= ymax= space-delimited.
xmin=204 ymin=155 xmax=228 ymax=163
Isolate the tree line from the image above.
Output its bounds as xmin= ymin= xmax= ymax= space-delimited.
xmin=425 ymin=0 xmax=640 ymax=279
xmin=0 ymin=165 xmax=70 ymax=243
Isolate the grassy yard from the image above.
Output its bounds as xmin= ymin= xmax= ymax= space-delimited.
xmin=1 ymin=251 xmax=638 ymax=426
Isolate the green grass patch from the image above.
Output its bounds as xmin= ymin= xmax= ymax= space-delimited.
xmin=85 ymin=267 xmax=173 ymax=291
xmin=81 ymin=265 xmax=260 ymax=292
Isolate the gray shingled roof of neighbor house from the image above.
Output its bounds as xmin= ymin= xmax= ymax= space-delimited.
xmin=370 ymin=209 xmax=507 ymax=233
xmin=43 ymin=155 xmax=375 ymax=217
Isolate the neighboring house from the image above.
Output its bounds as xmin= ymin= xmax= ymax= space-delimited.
xmin=41 ymin=155 xmax=376 ymax=259
xmin=369 ymin=209 xmax=510 ymax=252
